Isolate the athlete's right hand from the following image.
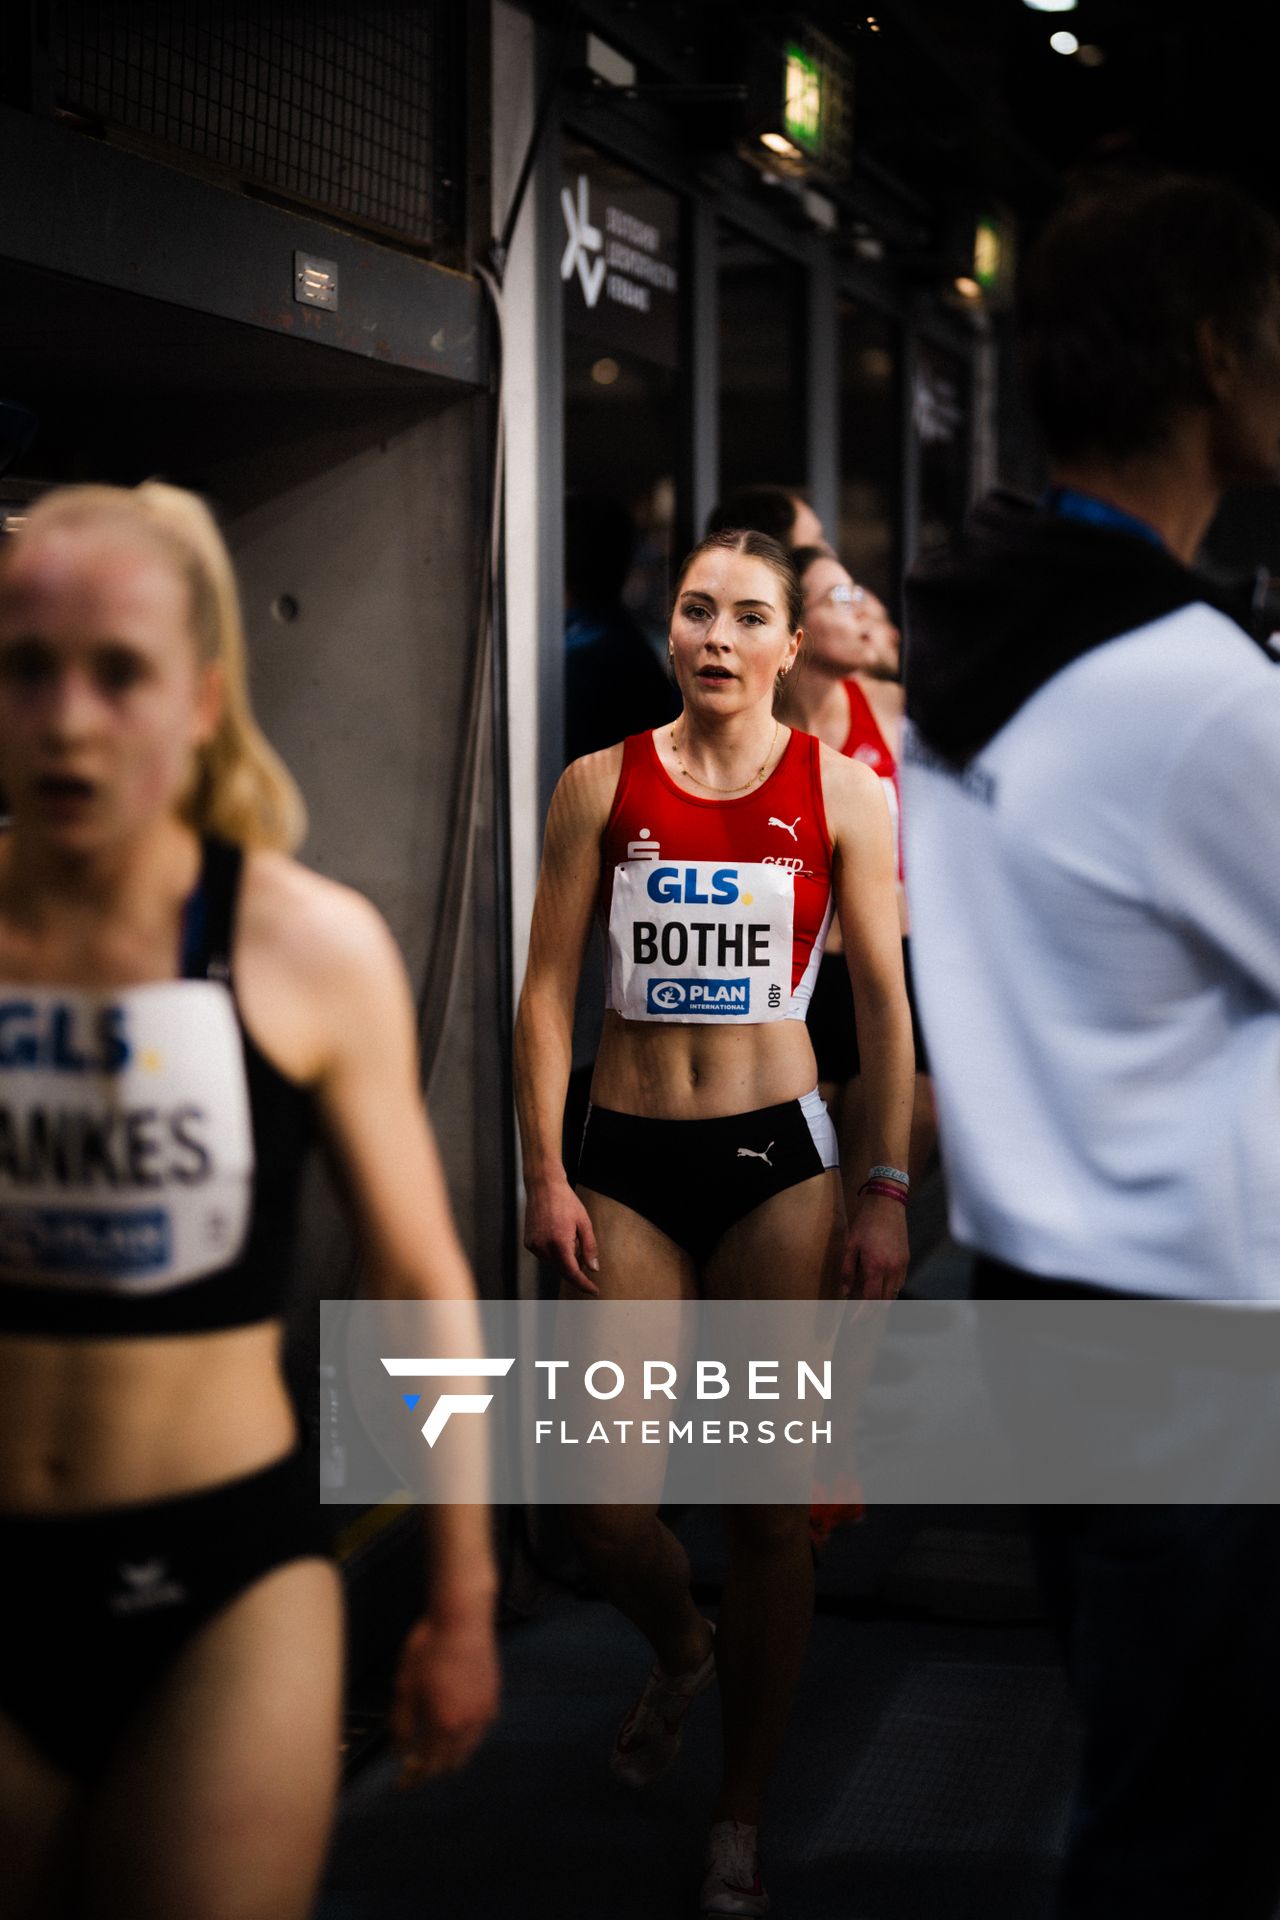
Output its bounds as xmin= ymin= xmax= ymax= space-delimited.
xmin=523 ymin=1174 xmax=601 ymax=1296
xmin=391 ymin=1602 xmax=501 ymax=1784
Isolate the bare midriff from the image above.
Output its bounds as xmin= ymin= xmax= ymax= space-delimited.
xmin=0 ymin=1320 xmax=295 ymax=1512
xmin=590 ymin=1010 xmax=819 ymax=1120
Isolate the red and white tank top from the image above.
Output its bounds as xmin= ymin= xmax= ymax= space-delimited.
xmin=841 ymin=679 xmax=901 ymax=877
xmin=601 ymin=729 xmax=834 ymax=1024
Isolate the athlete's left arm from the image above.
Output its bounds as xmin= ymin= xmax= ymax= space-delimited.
xmin=821 ymin=750 xmax=914 ymax=1300
xmin=242 ymin=856 xmax=500 ymax=1781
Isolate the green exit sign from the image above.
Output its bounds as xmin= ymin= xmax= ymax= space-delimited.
xmin=784 ymin=45 xmax=823 ymax=150
xmin=974 ymin=218 xmax=1002 ymax=291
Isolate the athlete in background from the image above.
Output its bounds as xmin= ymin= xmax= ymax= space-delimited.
xmin=705 ymin=484 xmax=825 ymax=553
xmin=515 ymin=527 xmax=913 ymax=1917
xmin=0 ymin=483 xmax=499 ymax=1920
xmin=777 ymin=547 xmax=936 ymax=1188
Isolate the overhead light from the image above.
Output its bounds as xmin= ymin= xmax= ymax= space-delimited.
xmin=760 ymin=131 xmax=802 ymax=159
xmin=1050 ymin=29 xmax=1080 ymax=54
xmin=1023 ymin=0 xmax=1077 ymax=10
xmin=954 ymin=276 xmax=982 ymax=300
xmin=591 ymin=357 xmax=620 ymax=386
xmin=1077 ymin=42 xmax=1107 ymax=66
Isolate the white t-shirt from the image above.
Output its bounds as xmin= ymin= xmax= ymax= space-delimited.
xmin=902 ymin=604 xmax=1280 ymax=1299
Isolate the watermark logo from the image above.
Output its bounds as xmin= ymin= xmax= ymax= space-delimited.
xmin=381 ymin=1356 xmax=515 ymax=1446
xmin=332 ymin=1300 xmax=1280 ymax=1509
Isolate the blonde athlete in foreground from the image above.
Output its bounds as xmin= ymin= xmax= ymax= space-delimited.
xmin=0 ymin=484 xmax=498 ymax=1920
xmin=515 ymin=528 xmax=913 ymax=1917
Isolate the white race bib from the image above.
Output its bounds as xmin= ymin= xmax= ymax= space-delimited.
xmin=607 ymin=860 xmax=794 ymax=1024
xmin=0 ymin=982 xmax=253 ymax=1293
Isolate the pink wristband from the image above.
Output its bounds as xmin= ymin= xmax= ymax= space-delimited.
xmin=858 ymin=1180 xmax=908 ymax=1205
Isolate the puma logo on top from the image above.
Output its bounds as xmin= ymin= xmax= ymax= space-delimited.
xmin=736 ymin=1142 xmax=774 ymax=1167
xmin=768 ymin=816 xmax=800 ymax=842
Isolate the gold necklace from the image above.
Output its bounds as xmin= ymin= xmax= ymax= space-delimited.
xmin=669 ymin=720 xmax=779 ymax=795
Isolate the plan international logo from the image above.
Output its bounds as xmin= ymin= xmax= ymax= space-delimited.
xmin=646 ymin=977 xmax=751 ymax=1016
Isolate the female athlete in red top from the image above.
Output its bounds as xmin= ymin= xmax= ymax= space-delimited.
xmin=515 ymin=528 xmax=913 ymax=1917
xmin=599 ymin=722 xmax=834 ymax=1023
xmin=777 ymin=547 xmax=937 ymax=1191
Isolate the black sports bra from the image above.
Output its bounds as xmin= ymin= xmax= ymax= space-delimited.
xmin=0 ymin=838 xmax=317 ymax=1336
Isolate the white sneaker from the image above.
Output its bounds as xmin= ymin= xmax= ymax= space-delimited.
xmin=609 ymin=1623 xmax=716 ymax=1788
xmin=701 ymin=1820 xmax=770 ymax=1917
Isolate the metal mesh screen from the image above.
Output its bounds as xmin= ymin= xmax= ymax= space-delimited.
xmin=50 ymin=5 xmax=442 ymax=249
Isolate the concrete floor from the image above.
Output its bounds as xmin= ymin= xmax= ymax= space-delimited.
xmin=320 ymin=1225 xmax=1084 ymax=1918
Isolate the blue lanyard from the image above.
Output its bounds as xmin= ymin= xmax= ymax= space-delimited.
xmin=1043 ymin=486 xmax=1167 ymax=553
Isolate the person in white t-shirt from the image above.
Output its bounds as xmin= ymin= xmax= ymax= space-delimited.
xmin=903 ymin=172 xmax=1280 ymax=1920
